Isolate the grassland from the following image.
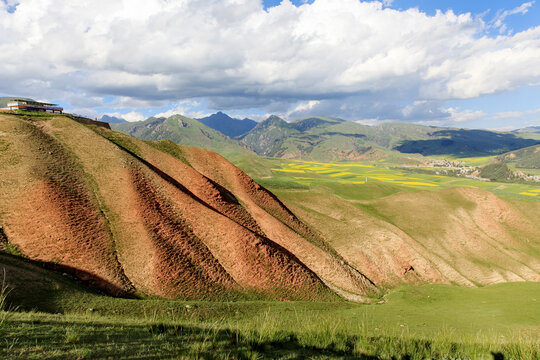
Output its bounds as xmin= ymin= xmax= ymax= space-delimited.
xmin=1 ymin=250 xmax=540 ymax=359
xmin=242 ymin=156 xmax=540 ymax=201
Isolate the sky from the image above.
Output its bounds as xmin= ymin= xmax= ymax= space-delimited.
xmin=1 ymin=0 xmax=540 ymax=130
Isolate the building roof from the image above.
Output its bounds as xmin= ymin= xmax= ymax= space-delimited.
xmin=0 ymin=96 xmax=33 ymax=108
xmin=9 ymin=99 xmax=59 ymax=106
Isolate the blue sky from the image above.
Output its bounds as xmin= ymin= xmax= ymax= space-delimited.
xmin=1 ymin=0 xmax=540 ymax=130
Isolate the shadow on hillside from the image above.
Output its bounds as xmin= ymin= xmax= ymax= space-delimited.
xmin=321 ymin=132 xmax=366 ymax=138
xmin=394 ymin=129 xmax=540 ymax=157
xmin=0 ymin=252 xmax=137 ymax=313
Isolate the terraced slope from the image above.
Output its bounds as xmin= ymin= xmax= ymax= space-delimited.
xmin=0 ymin=113 xmax=377 ymax=301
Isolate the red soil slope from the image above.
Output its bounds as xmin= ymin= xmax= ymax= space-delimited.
xmin=0 ymin=114 xmax=374 ymax=300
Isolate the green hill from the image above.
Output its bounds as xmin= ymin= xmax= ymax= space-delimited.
xmin=478 ymin=162 xmax=516 ymax=181
xmin=239 ymin=116 xmax=434 ymax=161
xmin=111 ymin=115 xmax=253 ymax=158
xmin=239 ymin=115 xmax=300 ymax=156
xmin=240 ymin=115 xmax=387 ymax=161
xmin=395 ymin=129 xmax=540 ymax=157
xmin=497 ymin=144 xmax=540 ymax=169
xmin=240 ymin=116 xmax=540 ymax=160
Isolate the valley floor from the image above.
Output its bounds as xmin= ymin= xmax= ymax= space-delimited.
xmin=1 ymin=282 xmax=540 ymax=359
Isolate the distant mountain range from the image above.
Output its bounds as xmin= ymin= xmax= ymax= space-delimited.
xmin=197 ymin=111 xmax=256 ymax=138
xmin=100 ymin=115 xmax=128 ymax=124
xmin=513 ymin=126 xmax=540 ymax=134
xmin=111 ymin=112 xmax=540 ymax=161
xmin=111 ymin=114 xmax=253 ymax=157
xmin=239 ymin=115 xmax=540 ymax=160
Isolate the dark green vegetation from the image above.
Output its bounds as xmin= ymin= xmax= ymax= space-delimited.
xmin=198 ymin=111 xmax=257 ymax=138
xmin=111 ymin=114 xmax=253 ymax=159
xmin=478 ymin=162 xmax=517 ymax=182
xmin=1 ymin=252 xmax=539 ymax=359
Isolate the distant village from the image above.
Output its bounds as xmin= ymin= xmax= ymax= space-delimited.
xmin=419 ymin=159 xmax=540 ymax=183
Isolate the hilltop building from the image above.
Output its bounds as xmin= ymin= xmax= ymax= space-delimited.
xmin=2 ymin=99 xmax=63 ymax=113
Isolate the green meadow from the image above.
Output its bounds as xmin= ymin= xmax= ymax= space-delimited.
xmin=2 ymin=256 xmax=540 ymax=359
xmin=242 ymin=156 xmax=540 ymax=201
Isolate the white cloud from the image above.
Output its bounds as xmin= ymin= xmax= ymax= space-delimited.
xmin=285 ymin=100 xmax=320 ymax=119
xmin=106 ymin=111 xmax=145 ymax=122
xmin=0 ymin=0 xmax=539 ymax=122
xmin=444 ymin=107 xmax=486 ymax=123
xmin=440 ymin=106 xmax=540 ymax=127
xmin=490 ymin=1 xmax=534 ymax=33
xmin=154 ymin=99 xmax=211 ymax=119
xmin=487 ymin=107 xmax=540 ymax=123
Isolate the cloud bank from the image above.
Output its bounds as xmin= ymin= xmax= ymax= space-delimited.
xmin=1 ymin=0 xmax=539 ymax=122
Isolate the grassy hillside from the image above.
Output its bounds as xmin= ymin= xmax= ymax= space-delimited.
xmin=395 ymin=129 xmax=540 ymax=156
xmin=239 ymin=115 xmax=539 ymax=161
xmin=111 ymin=114 xmax=253 ymax=159
xmin=497 ymin=144 xmax=540 ymax=169
xmin=233 ymin=156 xmax=540 ymax=289
xmin=240 ymin=116 xmax=423 ymax=162
xmin=478 ymin=162 xmax=517 ymax=181
xmin=0 ymin=112 xmax=381 ymax=301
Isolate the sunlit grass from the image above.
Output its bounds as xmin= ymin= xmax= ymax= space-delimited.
xmin=264 ymin=158 xmax=540 ymax=200
xmin=2 ymin=283 xmax=539 ymax=359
